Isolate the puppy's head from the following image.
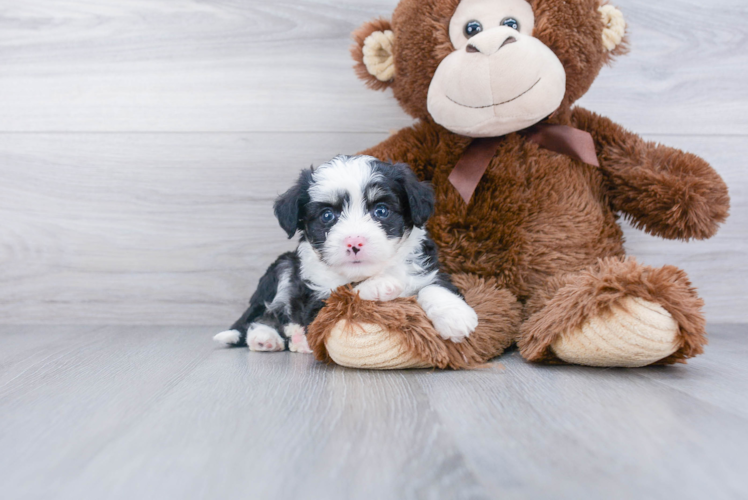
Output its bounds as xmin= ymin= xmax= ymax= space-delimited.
xmin=274 ymin=155 xmax=434 ymax=279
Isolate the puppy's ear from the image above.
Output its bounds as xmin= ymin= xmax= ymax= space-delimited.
xmin=397 ymin=163 xmax=435 ymax=227
xmin=274 ymin=169 xmax=312 ymax=238
xmin=351 ymin=18 xmax=395 ymax=91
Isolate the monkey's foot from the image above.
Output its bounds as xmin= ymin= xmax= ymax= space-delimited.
xmin=551 ymin=297 xmax=679 ymax=368
xmin=324 ymin=321 xmax=431 ymax=369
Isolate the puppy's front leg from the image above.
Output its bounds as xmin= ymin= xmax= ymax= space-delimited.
xmin=285 ymin=324 xmax=312 ymax=354
xmin=355 ymin=275 xmax=404 ymax=302
xmin=417 ymin=285 xmax=478 ymax=342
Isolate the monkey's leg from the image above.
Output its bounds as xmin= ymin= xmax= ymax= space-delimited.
xmin=518 ymin=257 xmax=706 ymax=367
xmin=307 ymin=274 xmax=521 ymax=370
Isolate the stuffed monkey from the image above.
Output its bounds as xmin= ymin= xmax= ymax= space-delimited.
xmin=307 ymin=0 xmax=729 ymax=369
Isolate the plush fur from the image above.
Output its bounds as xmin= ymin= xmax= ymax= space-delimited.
xmin=308 ymin=0 xmax=730 ymax=368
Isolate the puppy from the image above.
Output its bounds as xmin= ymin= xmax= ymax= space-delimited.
xmin=214 ymin=155 xmax=478 ymax=352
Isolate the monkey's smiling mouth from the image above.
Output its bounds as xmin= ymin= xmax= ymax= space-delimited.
xmin=447 ymin=78 xmax=541 ymax=109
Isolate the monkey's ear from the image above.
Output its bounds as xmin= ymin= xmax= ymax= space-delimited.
xmin=598 ymin=4 xmax=627 ymax=55
xmin=351 ymin=18 xmax=395 ymax=90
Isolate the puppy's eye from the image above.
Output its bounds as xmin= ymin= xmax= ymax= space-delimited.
xmin=464 ymin=20 xmax=482 ymax=38
xmin=320 ymin=209 xmax=336 ymax=223
xmin=501 ymin=17 xmax=519 ymax=30
xmin=372 ymin=204 xmax=390 ymax=219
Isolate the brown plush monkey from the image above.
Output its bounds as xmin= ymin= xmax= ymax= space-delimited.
xmin=306 ymin=0 xmax=730 ymax=369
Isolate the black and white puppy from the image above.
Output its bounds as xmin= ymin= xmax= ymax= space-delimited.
xmin=214 ymin=155 xmax=478 ymax=352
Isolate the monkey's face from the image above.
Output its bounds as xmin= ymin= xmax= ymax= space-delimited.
xmin=427 ymin=0 xmax=566 ymax=137
xmin=352 ymin=0 xmax=626 ymax=133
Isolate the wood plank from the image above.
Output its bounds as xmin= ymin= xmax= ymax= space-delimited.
xmin=414 ymin=332 xmax=748 ymax=498
xmin=636 ymin=324 xmax=748 ymax=419
xmin=0 ymin=132 xmax=744 ymax=324
xmin=0 ymin=325 xmax=215 ymax=499
xmin=0 ymin=0 xmax=745 ymax=134
xmin=0 ymin=326 xmax=491 ymax=500
xmin=0 ymin=325 xmax=103 ymax=384
xmin=1 ymin=325 xmax=746 ymax=499
xmin=62 ymin=356 xmax=490 ymax=500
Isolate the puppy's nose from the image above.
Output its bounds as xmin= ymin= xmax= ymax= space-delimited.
xmin=344 ymin=236 xmax=367 ymax=255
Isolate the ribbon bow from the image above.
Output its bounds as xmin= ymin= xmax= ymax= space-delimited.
xmin=448 ymin=124 xmax=600 ymax=204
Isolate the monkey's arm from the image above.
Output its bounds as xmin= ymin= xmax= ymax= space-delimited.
xmin=573 ymin=107 xmax=730 ymax=240
xmin=358 ymin=121 xmax=445 ymax=180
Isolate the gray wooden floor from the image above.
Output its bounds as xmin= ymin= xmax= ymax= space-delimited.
xmin=1 ymin=324 xmax=747 ymax=500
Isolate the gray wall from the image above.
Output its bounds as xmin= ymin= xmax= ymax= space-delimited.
xmin=0 ymin=0 xmax=745 ymax=325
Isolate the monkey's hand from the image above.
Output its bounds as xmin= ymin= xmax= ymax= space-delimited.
xmin=573 ymin=107 xmax=730 ymax=241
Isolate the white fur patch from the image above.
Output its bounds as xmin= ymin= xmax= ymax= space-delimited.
xmin=355 ymin=275 xmax=404 ymax=302
xmin=246 ymin=324 xmax=285 ymax=352
xmin=309 ymin=156 xmax=382 ymax=206
xmin=213 ymin=329 xmax=241 ymax=346
xmin=417 ymin=285 xmax=478 ymax=341
xmin=297 ymin=241 xmax=352 ymax=298
xmin=285 ymin=323 xmax=312 ymax=354
xmin=284 ymin=323 xmax=305 ymax=338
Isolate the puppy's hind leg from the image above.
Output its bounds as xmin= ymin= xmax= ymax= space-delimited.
xmin=214 ymin=253 xmax=293 ymax=347
xmin=246 ymin=322 xmax=287 ymax=352
xmin=214 ymin=301 xmax=264 ymax=347
xmin=214 ymin=329 xmax=245 ymax=347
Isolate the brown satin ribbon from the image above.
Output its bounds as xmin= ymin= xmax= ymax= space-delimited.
xmin=448 ymin=123 xmax=600 ymax=204
xmin=447 ymin=137 xmax=505 ymax=205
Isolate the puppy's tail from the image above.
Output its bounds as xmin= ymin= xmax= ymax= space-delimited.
xmin=213 ymin=329 xmax=247 ymax=347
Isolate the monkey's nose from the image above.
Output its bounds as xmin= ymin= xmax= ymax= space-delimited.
xmin=466 ymin=34 xmax=517 ymax=55
xmin=500 ymin=36 xmax=517 ymax=49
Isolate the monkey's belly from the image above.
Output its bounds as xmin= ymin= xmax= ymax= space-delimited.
xmin=430 ymin=197 xmax=625 ymax=298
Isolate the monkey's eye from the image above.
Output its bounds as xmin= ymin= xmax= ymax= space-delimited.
xmin=320 ymin=209 xmax=336 ymax=223
xmin=464 ymin=20 xmax=483 ymax=38
xmin=501 ymin=17 xmax=520 ymax=30
xmin=372 ymin=204 xmax=390 ymax=219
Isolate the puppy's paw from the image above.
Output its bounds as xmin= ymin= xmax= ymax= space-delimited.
xmin=246 ymin=324 xmax=285 ymax=352
xmin=355 ymin=276 xmax=404 ymax=302
xmin=417 ymin=286 xmax=479 ymax=342
xmin=213 ymin=329 xmax=242 ymax=346
xmin=285 ymin=324 xmax=312 ymax=354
